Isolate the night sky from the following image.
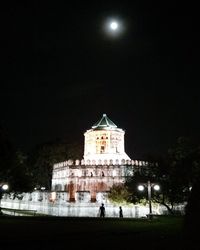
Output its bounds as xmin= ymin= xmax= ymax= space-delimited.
xmin=1 ymin=1 xmax=199 ymax=159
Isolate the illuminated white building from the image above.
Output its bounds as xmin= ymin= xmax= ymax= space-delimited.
xmin=51 ymin=114 xmax=147 ymax=202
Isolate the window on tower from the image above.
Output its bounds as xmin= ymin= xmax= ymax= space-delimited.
xmin=100 ymin=146 xmax=105 ymax=153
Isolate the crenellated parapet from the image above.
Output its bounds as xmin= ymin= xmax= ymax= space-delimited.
xmin=53 ymin=159 xmax=150 ymax=169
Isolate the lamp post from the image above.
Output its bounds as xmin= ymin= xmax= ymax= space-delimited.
xmin=138 ymin=180 xmax=160 ymax=218
xmin=0 ymin=183 xmax=9 ymax=215
xmin=0 ymin=183 xmax=9 ymax=198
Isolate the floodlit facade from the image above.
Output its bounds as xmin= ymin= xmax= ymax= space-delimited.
xmin=51 ymin=114 xmax=146 ymax=202
xmin=84 ymin=114 xmax=130 ymax=162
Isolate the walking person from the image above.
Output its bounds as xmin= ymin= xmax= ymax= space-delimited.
xmin=119 ymin=206 xmax=123 ymax=218
xmin=99 ymin=203 xmax=105 ymax=218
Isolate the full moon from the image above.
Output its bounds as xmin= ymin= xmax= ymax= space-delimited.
xmin=110 ymin=21 xmax=118 ymax=30
xmin=103 ymin=17 xmax=125 ymax=37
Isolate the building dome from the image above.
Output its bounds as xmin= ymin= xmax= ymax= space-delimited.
xmin=92 ymin=113 xmax=117 ymax=130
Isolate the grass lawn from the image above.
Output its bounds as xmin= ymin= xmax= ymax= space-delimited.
xmin=0 ymin=215 xmax=184 ymax=250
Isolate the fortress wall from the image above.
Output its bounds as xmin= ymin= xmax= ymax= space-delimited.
xmin=1 ymin=191 xmax=182 ymax=217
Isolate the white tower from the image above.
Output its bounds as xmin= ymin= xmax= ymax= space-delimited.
xmin=84 ymin=114 xmax=130 ymax=162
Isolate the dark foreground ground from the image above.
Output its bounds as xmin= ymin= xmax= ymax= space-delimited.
xmin=0 ymin=215 xmax=185 ymax=250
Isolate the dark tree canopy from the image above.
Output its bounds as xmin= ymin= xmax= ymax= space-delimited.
xmin=28 ymin=139 xmax=83 ymax=190
xmin=0 ymin=124 xmax=34 ymax=194
xmin=125 ymin=137 xmax=200 ymax=214
xmin=0 ymin=124 xmax=15 ymax=180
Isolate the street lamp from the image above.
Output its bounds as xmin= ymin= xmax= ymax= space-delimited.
xmin=1 ymin=184 xmax=9 ymax=191
xmin=0 ymin=183 xmax=9 ymax=197
xmin=138 ymin=180 xmax=160 ymax=218
xmin=0 ymin=183 xmax=9 ymax=215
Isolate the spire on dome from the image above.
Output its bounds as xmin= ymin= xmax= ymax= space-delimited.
xmin=92 ymin=114 xmax=117 ymax=129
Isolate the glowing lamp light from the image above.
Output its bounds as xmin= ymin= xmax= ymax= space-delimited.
xmin=2 ymin=184 xmax=9 ymax=191
xmin=153 ymin=184 xmax=160 ymax=191
xmin=138 ymin=185 xmax=145 ymax=191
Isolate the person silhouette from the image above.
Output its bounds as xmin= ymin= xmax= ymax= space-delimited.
xmin=99 ymin=203 xmax=105 ymax=217
xmin=119 ymin=206 xmax=123 ymax=218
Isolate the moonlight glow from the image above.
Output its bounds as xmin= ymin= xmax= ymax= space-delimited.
xmin=110 ymin=21 xmax=118 ymax=30
xmin=104 ymin=17 xmax=125 ymax=37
